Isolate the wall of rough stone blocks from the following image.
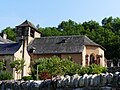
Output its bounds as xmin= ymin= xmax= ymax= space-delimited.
xmin=0 ymin=72 xmax=120 ymax=90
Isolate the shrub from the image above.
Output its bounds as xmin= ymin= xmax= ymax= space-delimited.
xmin=31 ymin=56 xmax=82 ymax=80
xmin=88 ymin=64 xmax=107 ymax=74
xmin=79 ymin=67 xmax=89 ymax=75
xmin=31 ymin=56 xmax=108 ymax=80
xmin=39 ymin=71 xmax=52 ymax=80
xmin=0 ymin=71 xmax=13 ymax=80
xmin=22 ymin=76 xmax=33 ymax=81
xmin=100 ymin=67 xmax=108 ymax=73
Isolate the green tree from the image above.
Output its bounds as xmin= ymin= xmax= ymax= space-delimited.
xmin=39 ymin=27 xmax=61 ymax=36
xmin=102 ymin=16 xmax=113 ymax=30
xmin=2 ymin=27 xmax=16 ymax=41
xmin=58 ymin=19 xmax=80 ymax=35
xmin=82 ymin=20 xmax=100 ymax=31
xmin=10 ymin=59 xmax=25 ymax=79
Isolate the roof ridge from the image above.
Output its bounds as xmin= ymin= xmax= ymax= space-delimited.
xmin=17 ymin=20 xmax=37 ymax=30
xmin=83 ymin=35 xmax=97 ymax=45
xmin=16 ymin=20 xmax=41 ymax=34
xmin=83 ymin=36 xmax=105 ymax=50
xmin=35 ymin=35 xmax=85 ymax=39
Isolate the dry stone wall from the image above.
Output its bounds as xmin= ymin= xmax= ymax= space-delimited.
xmin=0 ymin=72 xmax=120 ymax=90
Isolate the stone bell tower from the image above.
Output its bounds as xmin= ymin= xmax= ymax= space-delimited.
xmin=15 ymin=20 xmax=41 ymax=78
xmin=16 ymin=20 xmax=41 ymax=46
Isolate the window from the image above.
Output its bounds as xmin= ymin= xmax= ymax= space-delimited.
xmin=90 ymin=53 xmax=95 ymax=65
xmin=85 ymin=54 xmax=89 ymax=66
xmin=30 ymin=29 xmax=35 ymax=38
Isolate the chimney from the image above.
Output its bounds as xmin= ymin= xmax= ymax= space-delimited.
xmin=2 ymin=32 xmax=7 ymax=39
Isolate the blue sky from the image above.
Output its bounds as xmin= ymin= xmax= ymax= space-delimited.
xmin=0 ymin=0 xmax=120 ymax=31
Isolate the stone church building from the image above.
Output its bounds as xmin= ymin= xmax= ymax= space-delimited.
xmin=0 ymin=20 xmax=106 ymax=79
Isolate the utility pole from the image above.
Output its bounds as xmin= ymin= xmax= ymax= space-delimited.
xmin=37 ymin=65 xmax=38 ymax=80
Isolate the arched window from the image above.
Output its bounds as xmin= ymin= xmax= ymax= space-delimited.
xmin=90 ymin=53 xmax=95 ymax=65
xmin=96 ymin=54 xmax=100 ymax=64
xmin=96 ymin=54 xmax=102 ymax=65
xmin=85 ymin=54 xmax=89 ymax=66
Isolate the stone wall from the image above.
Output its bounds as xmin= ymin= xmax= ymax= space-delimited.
xmin=108 ymin=67 xmax=120 ymax=73
xmin=0 ymin=72 xmax=120 ymax=90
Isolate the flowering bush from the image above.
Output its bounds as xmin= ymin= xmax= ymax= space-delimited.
xmin=31 ymin=56 xmax=107 ymax=80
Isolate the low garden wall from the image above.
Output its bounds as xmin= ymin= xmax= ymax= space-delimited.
xmin=107 ymin=67 xmax=120 ymax=73
xmin=0 ymin=72 xmax=120 ymax=90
